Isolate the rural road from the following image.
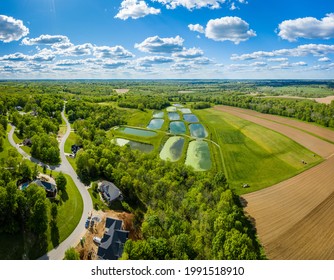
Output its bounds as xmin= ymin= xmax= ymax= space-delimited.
xmin=215 ymin=105 xmax=334 ymax=259
xmin=8 ymin=107 xmax=93 ymax=260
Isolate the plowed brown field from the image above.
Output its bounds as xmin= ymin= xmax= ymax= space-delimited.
xmin=214 ymin=105 xmax=334 ymax=259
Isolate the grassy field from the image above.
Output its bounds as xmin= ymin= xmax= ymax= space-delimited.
xmin=257 ymin=85 xmax=334 ymax=98
xmin=58 ymin=124 xmax=67 ymax=136
xmin=12 ymin=131 xmax=31 ymax=154
xmin=47 ymin=173 xmax=83 ymax=251
xmin=0 ymin=125 xmax=13 ymax=160
xmin=64 ymin=132 xmax=79 ymax=153
xmin=125 ymin=109 xmax=153 ymax=128
xmin=196 ymin=108 xmax=322 ymax=195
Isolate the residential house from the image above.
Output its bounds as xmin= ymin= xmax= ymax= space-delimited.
xmin=23 ymin=138 xmax=32 ymax=147
xmin=21 ymin=179 xmax=57 ymax=198
xmin=97 ymin=218 xmax=129 ymax=260
xmin=98 ymin=181 xmax=123 ymax=204
xmin=71 ymin=144 xmax=82 ymax=156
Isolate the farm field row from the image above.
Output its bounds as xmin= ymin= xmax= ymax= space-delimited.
xmin=196 ymin=108 xmax=322 ymax=194
xmin=215 ymin=105 xmax=334 ymax=259
xmin=218 ymin=105 xmax=334 ymax=150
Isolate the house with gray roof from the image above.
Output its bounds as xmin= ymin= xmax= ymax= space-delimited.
xmin=98 ymin=181 xmax=123 ymax=204
xmin=97 ymin=218 xmax=129 ymax=260
xmin=20 ymin=179 xmax=57 ymax=198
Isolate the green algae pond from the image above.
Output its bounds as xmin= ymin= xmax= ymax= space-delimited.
xmin=159 ymin=136 xmax=185 ymax=162
xmin=115 ymin=138 xmax=154 ymax=153
xmin=169 ymin=121 xmax=186 ymax=134
xmin=117 ymin=127 xmax=157 ymax=137
xmin=185 ymin=140 xmax=212 ymax=171
xmin=166 ymin=106 xmax=177 ymax=112
xmin=179 ymin=108 xmax=192 ymax=114
xmin=153 ymin=111 xmax=164 ymax=118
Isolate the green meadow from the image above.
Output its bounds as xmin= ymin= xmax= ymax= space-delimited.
xmin=197 ymin=108 xmax=322 ymax=195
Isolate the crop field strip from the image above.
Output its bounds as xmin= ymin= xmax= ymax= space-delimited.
xmin=215 ymin=105 xmax=334 ymax=259
xmin=196 ymin=108 xmax=321 ymax=193
xmin=219 ymin=105 xmax=334 ymax=149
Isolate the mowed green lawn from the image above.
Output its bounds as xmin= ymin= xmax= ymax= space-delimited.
xmin=47 ymin=173 xmax=83 ymax=251
xmin=197 ymin=108 xmax=322 ymax=195
xmin=64 ymin=132 xmax=79 ymax=153
xmin=0 ymin=125 xmax=13 ymax=160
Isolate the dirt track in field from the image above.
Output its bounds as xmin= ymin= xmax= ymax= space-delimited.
xmin=214 ymin=105 xmax=334 ymax=259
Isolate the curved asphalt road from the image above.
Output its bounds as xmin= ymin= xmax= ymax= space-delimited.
xmin=8 ymin=107 xmax=93 ymax=260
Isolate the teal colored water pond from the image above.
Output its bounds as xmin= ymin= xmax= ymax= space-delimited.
xmin=189 ymin=123 xmax=207 ymax=138
xmin=147 ymin=119 xmax=164 ymax=129
xmin=183 ymin=114 xmax=199 ymax=123
xmin=169 ymin=121 xmax=186 ymax=134
xmin=168 ymin=112 xmax=180 ymax=120
xmin=119 ymin=127 xmax=157 ymax=137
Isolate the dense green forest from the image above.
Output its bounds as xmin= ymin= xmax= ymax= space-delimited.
xmin=0 ymin=92 xmax=63 ymax=164
xmin=1 ymin=79 xmax=334 ymax=260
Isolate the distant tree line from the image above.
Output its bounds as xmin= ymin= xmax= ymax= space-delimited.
xmin=117 ymin=94 xmax=171 ymax=110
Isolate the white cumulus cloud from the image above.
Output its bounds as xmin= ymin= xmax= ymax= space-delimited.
xmin=318 ymin=57 xmax=331 ymax=62
xmin=173 ymin=47 xmax=204 ymax=59
xmin=278 ymin=13 xmax=334 ymax=41
xmin=93 ymin=45 xmax=134 ymax=59
xmin=188 ymin=24 xmax=205 ymax=33
xmin=152 ymin=0 xmax=248 ymax=10
xmin=267 ymin=57 xmax=288 ymax=62
xmin=152 ymin=0 xmax=224 ymax=10
xmin=135 ymin=35 xmax=184 ymax=53
xmin=103 ymin=60 xmax=129 ymax=69
xmin=137 ymin=56 xmax=174 ymax=67
xmin=0 ymin=15 xmax=29 ymax=43
xmin=115 ymin=0 xmax=160 ymax=20
xmin=22 ymin=34 xmax=70 ymax=45
xmin=231 ymin=44 xmax=334 ymax=60
xmin=190 ymin=17 xmax=256 ymax=44
xmin=206 ymin=17 xmax=256 ymax=44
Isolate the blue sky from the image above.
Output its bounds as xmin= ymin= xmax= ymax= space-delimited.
xmin=0 ymin=0 xmax=333 ymax=79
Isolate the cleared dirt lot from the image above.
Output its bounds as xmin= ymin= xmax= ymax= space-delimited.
xmin=314 ymin=95 xmax=334 ymax=105
xmin=214 ymin=105 xmax=334 ymax=259
xmin=75 ymin=210 xmax=137 ymax=260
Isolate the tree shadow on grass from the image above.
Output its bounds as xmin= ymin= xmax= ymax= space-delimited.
xmin=26 ymin=232 xmax=49 ymax=259
xmin=50 ymin=220 xmax=60 ymax=247
xmin=60 ymin=189 xmax=69 ymax=202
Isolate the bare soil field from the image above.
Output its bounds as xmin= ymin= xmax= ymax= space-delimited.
xmin=313 ymin=95 xmax=334 ymax=104
xmin=114 ymin=89 xmax=129 ymax=94
xmin=214 ymin=105 xmax=334 ymax=259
